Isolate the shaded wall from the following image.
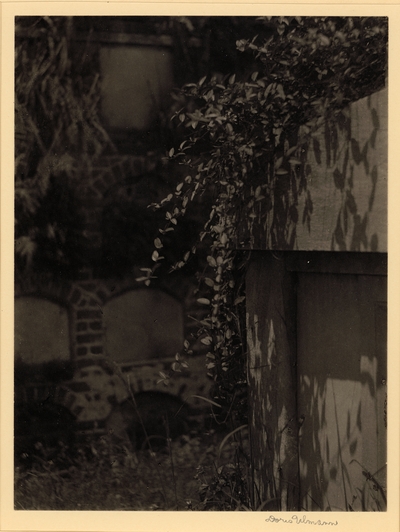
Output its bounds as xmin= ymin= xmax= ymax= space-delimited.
xmin=238 ymin=88 xmax=387 ymax=253
xmin=296 ymin=89 xmax=387 ymax=252
xmin=246 ymin=253 xmax=387 ymax=511
xmin=244 ymin=87 xmax=387 ymax=511
xmin=297 ymin=271 xmax=387 ymax=511
xmin=246 ymin=252 xmax=299 ymax=511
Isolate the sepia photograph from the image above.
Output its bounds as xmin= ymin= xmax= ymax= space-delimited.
xmin=9 ymin=12 xmax=391 ymax=518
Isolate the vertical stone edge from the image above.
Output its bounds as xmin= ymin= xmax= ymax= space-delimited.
xmin=246 ymin=251 xmax=300 ymax=510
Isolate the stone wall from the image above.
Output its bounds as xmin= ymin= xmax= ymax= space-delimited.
xmin=15 ymin=272 xmax=191 ymax=365
xmin=237 ymin=88 xmax=387 ymax=252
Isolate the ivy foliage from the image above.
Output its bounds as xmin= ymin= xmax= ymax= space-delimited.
xmin=140 ymin=16 xmax=387 ymax=409
xmin=15 ymin=16 xmax=114 ymax=276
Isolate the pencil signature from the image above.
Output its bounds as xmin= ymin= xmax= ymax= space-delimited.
xmin=265 ymin=515 xmax=339 ymax=526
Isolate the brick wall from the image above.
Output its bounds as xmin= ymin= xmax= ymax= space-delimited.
xmin=75 ymin=154 xmax=158 ymax=260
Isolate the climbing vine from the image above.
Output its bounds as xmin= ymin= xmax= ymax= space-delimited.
xmin=137 ymin=16 xmax=387 ymax=413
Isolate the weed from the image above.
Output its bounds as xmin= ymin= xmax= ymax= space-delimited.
xmin=14 ymin=425 xmax=250 ymax=510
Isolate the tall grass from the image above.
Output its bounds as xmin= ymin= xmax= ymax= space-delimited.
xmin=14 ymin=425 xmax=250 ymax=511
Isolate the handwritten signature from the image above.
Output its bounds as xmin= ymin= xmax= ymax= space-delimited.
xmin=265 ymin=515 xmax=338 ymax=526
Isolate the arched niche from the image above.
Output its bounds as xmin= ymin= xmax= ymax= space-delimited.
xmin=100 ymin=45 xmax=174 ymax=131
xmin=14 ymin=297 xmax=70 ymax=364
xmin=103 ymin=288 xmax=184 ymax=363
